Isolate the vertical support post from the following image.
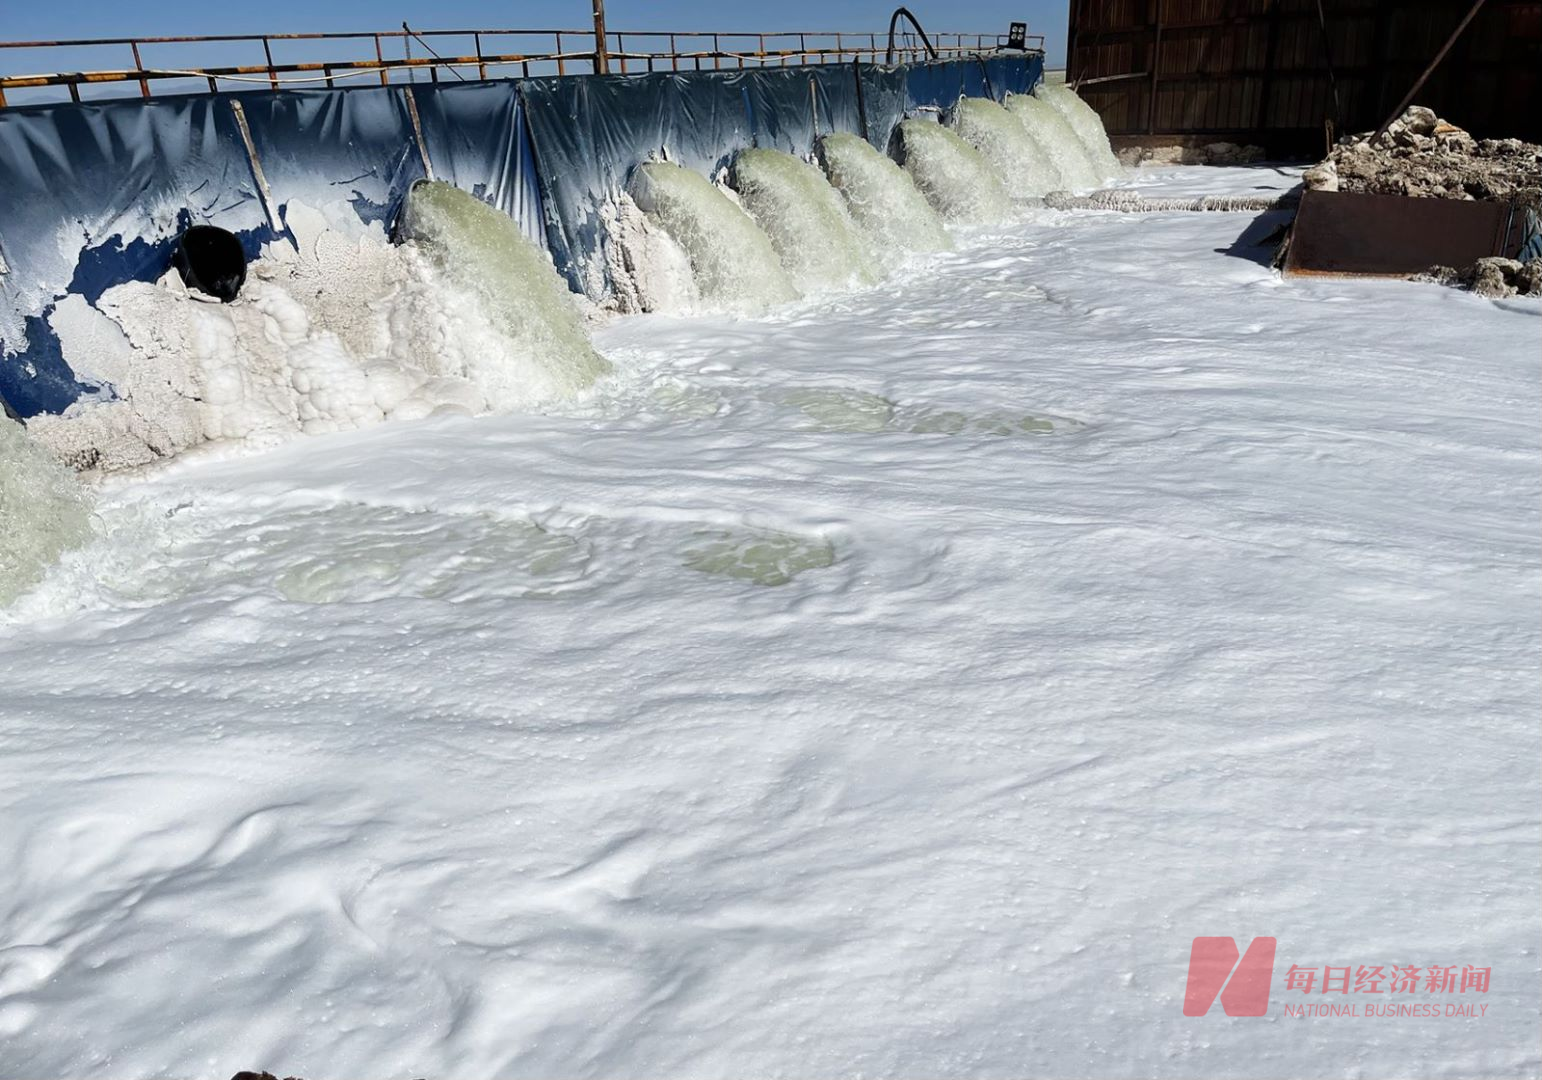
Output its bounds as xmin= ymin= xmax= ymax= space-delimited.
xmin=230 ymin=99 xmax=282 ymax=235
xmin=1147 ymin=0 xmax=1163 ymax=134
xmin=670 ymin=34 xmax=678 ymax=71
xmin=1372 ymin=0 xmax=1489 ymax=142
xmin=130 ymin=41 xmax=151 ymax=99
xmin=0 ymin=86 xmax=8 ymax=108
xmin=556 ymin=32 xmax=566 ymax=76
xmin=263 ymin=37 xmax=280 ymax=91
xmin=475 ymin=33 xmax=487 ymax=79
xmin=617 ymin=33 xmax=626 ymax=74
xmin=715 ymin=33 xmax=722 ymax=70
xmin=68 ymin=80 xmax=81 ymax=103
xmin=592 ymin=0 xmax=610 ymax=74
xmin=403 ymin=85 xmax=435 ymax=181
xmin=1067 ymin=0 xmax=1081 ymax=85
xmin=374 ymin=35 xmax=388 ymax=86
xmin=837 ymin=32 xmax=844 ymax=63
xmin=799 ymin=33 xmax=807 ymax=65
xmin=852 ymin=58 xmax=868 ymax=142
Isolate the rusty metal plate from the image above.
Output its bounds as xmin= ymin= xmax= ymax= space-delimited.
xmin=1283 ymin=189 xmax=1519 ymax=279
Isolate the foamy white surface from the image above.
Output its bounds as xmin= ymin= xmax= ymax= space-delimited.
xmin=1 ymin=166 xmax=1538 ymax=1079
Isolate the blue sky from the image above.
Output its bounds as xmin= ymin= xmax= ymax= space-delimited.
xmin=2 ymin=2 xmax=1070 ymax=77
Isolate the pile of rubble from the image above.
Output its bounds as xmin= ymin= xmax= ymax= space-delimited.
xmin=1304 ymin=106 xmax=1542 ymax=207
xmin=1117 ymin=141 xmax=1266 ymax=167
xmin=1303 ymin=106 xmax=1542 ymax=296
xmin=1415 ymin=257 xmax=1542 ymax=298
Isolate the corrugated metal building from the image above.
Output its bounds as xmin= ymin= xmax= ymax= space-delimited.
xmin=1066 ymin=0 xmax=1541 ymax=155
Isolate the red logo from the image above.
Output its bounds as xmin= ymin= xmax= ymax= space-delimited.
xmin=1184 ymin=937 xmax=1277 ymax=1016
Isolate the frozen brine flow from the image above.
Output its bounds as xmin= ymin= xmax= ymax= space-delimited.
xmin=730 ymin=149 xmax=880 ymax=293
xmin=949 ymin=98 xmax=1063 ymax=200
xmin=396 ymin=181 xmax=611 ymax=400
xmin=894 ymin=119 xmax=1013 ymax=225
xmin=816 ymin=133 xmax=952 ymax=256
xmin=0 ymin=418 xmax=91 ymax=607
xmin=1035 ymin=82 xmax=1123 ymax=178
xmin=1004 ymin=93 xmax=1104 ymax=191
xmin=628 ymin=162 xmax=800 ymax=315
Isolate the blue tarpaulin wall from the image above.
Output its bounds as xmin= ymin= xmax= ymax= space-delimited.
xmin=0 ymin=53 xmax=1041 ymax=418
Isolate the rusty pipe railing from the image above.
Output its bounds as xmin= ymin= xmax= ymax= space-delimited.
xmin=0 ymin=26 xmax=1040 ymax=107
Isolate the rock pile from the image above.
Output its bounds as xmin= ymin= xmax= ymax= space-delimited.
xmin=1304 ymin=106 xmax=1542 ymax=297
xmin=1303 ymin=106 xmax=1542 ymax=211
xmin=1416 ymin=257 xmax=1542 ymax=298
xmin=1117 ymin=141 xmax=1266 ymax=167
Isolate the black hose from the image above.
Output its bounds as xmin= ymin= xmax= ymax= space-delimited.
xmin=886 ymin=7 xmax=939 ymax=65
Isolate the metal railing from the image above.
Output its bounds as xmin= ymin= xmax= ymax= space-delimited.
xmin=0 ymin=26 xmax=1043 ymax=107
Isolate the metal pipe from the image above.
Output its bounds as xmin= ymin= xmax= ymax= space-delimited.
xmin=1372 ymin=0 xmax=1488 ymax=143
xmin=402 ymin=22 xmax=465 ymax=80
xmin=592 ymin=0 xmax=610 ymax=73
xmin=129 ymin=41 xmax=150 ymax=98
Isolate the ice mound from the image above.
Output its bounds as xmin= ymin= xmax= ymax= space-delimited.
xmin=0 ymin=417 xmax=92 ymax=607
xmin=627 ymin=162 xmax=799 ymax=315
xmin=816 ymin=133 xmax=952 ymax=256
xmin=949 ymin=98 xmax=1062 ymax=200
xmin=894 ymin=119 xmax=1013 ymax=225
xmin=729 ymin=148 xmax=879 ymax=293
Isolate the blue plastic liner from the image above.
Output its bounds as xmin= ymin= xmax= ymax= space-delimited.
xmin=0 ymin=54 xmax=1041 ymax=417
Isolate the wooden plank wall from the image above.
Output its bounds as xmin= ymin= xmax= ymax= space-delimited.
xmin=1066 ymin=0 xmax=1542 ymax=154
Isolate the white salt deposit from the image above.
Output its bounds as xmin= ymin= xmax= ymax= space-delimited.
xmin=601 ymin=193 xmax=703 ymax=315
xmin=26 ymin=188 xmax=609 ymax=473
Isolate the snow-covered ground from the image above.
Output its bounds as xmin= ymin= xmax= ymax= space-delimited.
xmin=2 ymin=166 xmax=1539 ymax=1078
